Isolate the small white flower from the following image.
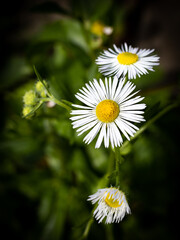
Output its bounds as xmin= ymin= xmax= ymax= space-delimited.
xmin=70 ymin=76 xmax=146 ymax=148
xmin=88 ymin=187 xmax=131 ymax=224
xmin=96 ymin=43 xmax=160 ymax=79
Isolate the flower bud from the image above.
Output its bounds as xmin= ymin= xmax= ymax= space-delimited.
xmin=35 ymin=80 xmax=47 ymax=98
xmin=23 ymin=90 xmax=37 ymax=106
xmin=22 ymin=106 xmax=33 ymax=118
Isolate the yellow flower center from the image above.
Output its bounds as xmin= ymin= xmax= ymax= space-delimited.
xmin=117 ymin=52 xmax=138 ymax=65
xmin=96 ymin=100 xmax=119 ymax=123
xmin=105 ymin=192 xmax=122 ymax=208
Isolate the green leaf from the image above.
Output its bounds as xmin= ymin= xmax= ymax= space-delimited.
xmin=33 ymin=19 xmax=90 ymax=53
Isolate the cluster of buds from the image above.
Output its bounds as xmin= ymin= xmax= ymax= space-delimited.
xmin=22 ymin=80 xmax=47 ymax=118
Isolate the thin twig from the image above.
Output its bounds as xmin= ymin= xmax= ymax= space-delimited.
xmin=120 ymin=102 xmax=178 ymax=153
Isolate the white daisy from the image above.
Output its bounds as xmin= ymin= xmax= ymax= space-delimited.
xmin=96 ymin=43 xmax=160 ymax=79
xmin=88 ymin=187 xmax=131 ymax=224
xmin=70 ymin=76 xmax=146 ymax=148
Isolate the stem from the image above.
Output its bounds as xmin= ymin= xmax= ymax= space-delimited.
xmin=23 ymin=102 xmax=42 ymax=118
xmin=106 ymin=224 xmax=114 ymax=240
xmin=62 ymin=99 xmax=74 ymax=107
xmin=81 ymin=218 xmax=94 ymax=240
xmin=33 ymin=65 xmax=52 ymax=97
xmin=114 ymin=147 xmax=123 ymax=187
xmin=115 ymin=157 xmax=120 ymax=187
xmin=97 ymin=149 xmax=115 ymax=188
xmin=39 ymin=97 xmax=72 ymax=111
xmin=51 ymin=97 xmax=72 ymax=111
xmin=120 ymin=102 xmax=178 ymax=153
xmin=81 ymin=151 xmax=115 ymax=239
xmin=106 ymin=149 xmax=115 ymax=186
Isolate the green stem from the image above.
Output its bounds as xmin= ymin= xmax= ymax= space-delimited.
xmin=62 ymin=99 xmax=74 ymax=107
xmin=39 ymin=97 xmax=72 ymax=111
xmin=23 ymin=102 xmax=43 ymax=118
xmin=120 ymin=102 xmax=178 ymax=153
xmin=51 ymin=97 xmax=72 ymax=111
xmin=115 ymin=157 xmax=120 ymax=187
xmin=114 ymin=147 xmax=123 ymax=187
xmin=33 ymin=66 xmax=72 ymax=111
xmin=81 ymin=218 xmax=94 ymax=240
xmin=106 ymin=224 xmax=114 ymax=240
xmin=33 ymin=65 xmax=52 ymax=97
xmin=97 ymin=149 xmax=115 ymax=188
xmin=81 ymin=150 xmax=115 ymax=238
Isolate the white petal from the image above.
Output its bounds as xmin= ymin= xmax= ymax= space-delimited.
xmin=95 ymin=123 xmax=106 ymax=148
xmin=83 ymin=122 xmax=102 ymax=144
xmin=95 ymin=43 xmax=159 ymax=79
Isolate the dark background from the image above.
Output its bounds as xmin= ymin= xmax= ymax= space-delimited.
xmin=0 ymin=0 xmax=180 ymax=239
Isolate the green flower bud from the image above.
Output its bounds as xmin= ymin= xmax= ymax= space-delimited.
xmin=35 ymin=80 xmax=47 ymax=97
xmin=23 ymin=90 xmax=37 ymax=106
xmin=35 ymin=81 xmax=44 ymax=92
xmin=22 ymin=106 xmax=33 ymax=118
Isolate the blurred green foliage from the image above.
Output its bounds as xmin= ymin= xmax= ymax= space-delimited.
xmin=0 ymin=0 xmax=180 ymax=240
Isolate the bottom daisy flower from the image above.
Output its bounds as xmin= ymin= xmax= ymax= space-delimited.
xmin=88 ymin=187 xmax=131 ymax=224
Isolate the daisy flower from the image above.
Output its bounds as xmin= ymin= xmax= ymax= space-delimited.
xmin=96 ymin=43 xmax=160 ymax=79
xmin=88 ymin=187 xmax=131 ymax=224
xmin=70 ymin=76 xmax=146 ymax=148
